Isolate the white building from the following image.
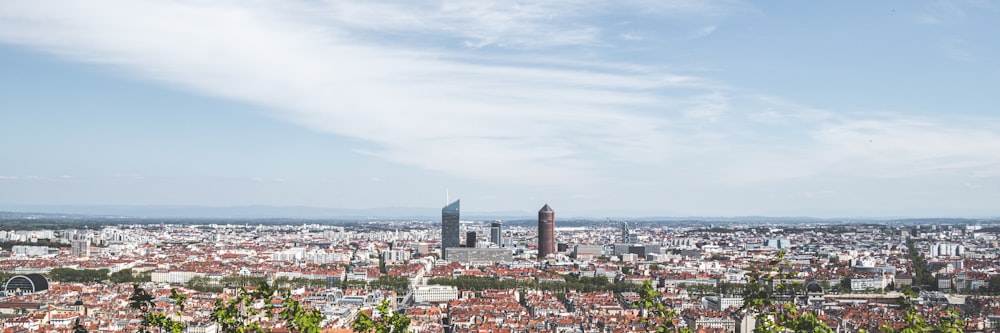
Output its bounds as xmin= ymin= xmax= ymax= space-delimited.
xmin=702 ymin=296 xmax=744 ymax=311
xmin=381 ymin=250 xmax=411 ymax=264
xmin=412 ymin=285 xmax=458 ymax=303
xmin=11 ymin=246 xmax=50 ymax=257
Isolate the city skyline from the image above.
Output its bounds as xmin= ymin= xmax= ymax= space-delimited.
xmin=1 ymin=1 xmax=999 ymax=217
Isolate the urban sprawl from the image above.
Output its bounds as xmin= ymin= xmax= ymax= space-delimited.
xmin=2 ymin=202 xmax=1000 ymax=332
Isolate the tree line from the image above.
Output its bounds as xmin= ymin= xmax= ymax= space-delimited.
xmin=427 ymin=275 xmax=644 ymax=294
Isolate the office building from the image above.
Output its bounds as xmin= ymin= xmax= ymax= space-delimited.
xmin=466 ymin=231 xmax=477 ymax=248
xmin=441 ymin=199 xmax=461 ymax=259
xmin=622 ymin=222 xmax=638 ymax=244
xmin=538 ymin=204 xmax=555 ymax=258
xmin=765 ymin=238 xmax=792 ymax=250
xmin=443 ymin=248 xmax=512 ymax=265
xmin=490 ymin=220 xmax=503 ymax=247
xmin=412 ymin=285 xmax=459 ymax=303
xmin=71 ymin=239 xmax=90 ymax=257
xmin=573 ymin=244 xmax=603 ymax=259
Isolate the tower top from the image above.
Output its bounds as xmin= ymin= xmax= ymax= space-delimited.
xmin=539 ymin=204 xmax=553 ymax=212
xmin=443 ymin=199 xmax=460 ymax=211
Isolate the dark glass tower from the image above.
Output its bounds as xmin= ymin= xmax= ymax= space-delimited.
xmin=537 ymin=204 xmax=555 ymax=258
xmin=466 ymin=231 xmax=477 ymax=248
xmin=441 ymin=199 xmax=461 ymax=259
xmin=490 ymin=220 xmax=503 ymax=247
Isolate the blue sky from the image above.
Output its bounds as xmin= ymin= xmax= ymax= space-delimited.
xmin=1 ymin=0 xmax=998 ymax=217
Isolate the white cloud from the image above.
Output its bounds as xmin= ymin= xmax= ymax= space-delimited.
xmin=0 ymin=175 xmax=73 ymax=181
xmin=0 ymin=0 xmax=713 ymax=186
xmin=0 ymin=0 xmax=998 ymax=207
xmin=621 ymin=32 xmax=644 ymax=41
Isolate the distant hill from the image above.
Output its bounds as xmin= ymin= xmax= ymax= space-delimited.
xmin=0 ymin=204 xmax=533 ymax=220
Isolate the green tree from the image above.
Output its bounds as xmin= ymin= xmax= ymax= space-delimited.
xmin=878 ymin=288 xmax=964 ymax=333
xmin=48 ymin=268 xmax=109 ymax=283
xmin=742 ymin=252 xmax=834 ymax=333
xmin=128 ymin=284 xmax=185 ymax=333
xmin=186 ymin=276 xmax=223 ymax=293
xmin=210 ymin=282 xmax=323 ymax=332
xmin=110 ymin=268 xmax=146 ymax=284
xmin=352 ymin=299 xmax=410 ymax=333
xmin=281 ymin=295 xmax=325 ymax=333
xmin=839 ymin=275 xmax=853 ymax=293
xmin=635 ymin=280 xmax=692 ymax=333
xmin=72 ymin=318 xmax=88 ymax=333
xmin=987 ymin=275 xmax=1000 ymax=294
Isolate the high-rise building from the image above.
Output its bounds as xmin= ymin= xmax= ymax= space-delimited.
xmin=441 ymin=199 xmax=461 ymax=259
xmin=466 ymin=231 xmax=477 ymax=248
xmin=621 ymin=222 xmax=629 ymax=243
xmin=490 ymin=220 xmax=503 ymax=247
xmin=71 ymin=239 xmax=89 ymax=257
xmin=537 ymin=204 xmax=555 ymax=258
xmin=622 ymin=222 xmax=638 ymax=244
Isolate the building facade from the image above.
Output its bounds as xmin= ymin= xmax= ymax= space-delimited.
xmin=441 ymin=200 xmax=461 ymax=259
xmin=412 ymin=285 xmax=459 ymax=303
xmin=490 ymin=220 xmax=503 ymax=247
xmin=466 ymin=231 xmax=477 ymax=248
xmin=443 ymin=248 xmax=512 ymax=265
xmin=537 ymin=204 xmax=555 ymax=258
xmin=71 ymin=240 xmax=90 ymax=257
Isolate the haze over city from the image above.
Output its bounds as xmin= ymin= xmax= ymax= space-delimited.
xmin=1 ymin=1 xmax=999 ymax=218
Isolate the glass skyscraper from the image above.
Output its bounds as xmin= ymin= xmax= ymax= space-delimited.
xmin=441 ymin=199 xmax=461 ymax=259
xmin=490 ymin=220 xmax=503 ymax=247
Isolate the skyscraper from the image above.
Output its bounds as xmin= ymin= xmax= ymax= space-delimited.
xmin=621 ymin=222 xmax=629 ymax=243
xmin=537 ymin=204 xmax=555 ymax=258
xmin=490 ymin=220 xmax=503 ymax=247
xmin=441 ymin=199 xmax=461 ymax=259
xmin=622 ymin=221 xmax=638 ymax=244
xmin=466 ymin=231 xmax=477 ymax=248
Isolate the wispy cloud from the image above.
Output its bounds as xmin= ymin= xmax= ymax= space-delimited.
xmin=0 ymin=175 xmax=73 ymax=181
xmin=0 ymin=0 xmax=997 ymax=196
xmin=0 ymin=0 xmax=724 ymax=186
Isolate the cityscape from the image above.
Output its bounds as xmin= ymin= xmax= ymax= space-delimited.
xmin=1 ymin=203 xmax=1000 ymax=332
xmin=2 ymin=1 xmax=1000 ymax=332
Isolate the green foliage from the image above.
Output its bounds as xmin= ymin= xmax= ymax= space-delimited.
xmin=0 ymin=240 xmax=70 ymax=250
xmin=879 ymin=289 xmax=965 ymax=333
xmin=368 ymin=276 xmax=411 ymax=293
xmin=210 ymin=282 xmax=276 ymax=333
xmin=128 ymin=284 xmax=186 ymax=333
xmin=72 ymin=318 xmax=88 ymax=333
xmin=219 ymin=275 xmax=269 ymax=288
xmin=281 ymin=295 xmax=325 ymax=333
xmin=47 ymin=267 xmax=109 ymax=283
xmin=186 ymin=276 xmax=224 ymax=293
xmin=110 ymin=268 xmax=151 ymax=284
xmin=906 ymin=239 xmax=936 ymax=290
xmin=839 ymin=275 xmax=853 ymax=293
xmin=209 ymin=282 xmax=324 ymax=333
xmin=635 ymin=280 xmax=692 ymax=333
xmin=273 ymin=276 xmax=328 ymax=290
xmin=987 ymin=275 xmax=1000 ymax=294
xmin=352 ymin=299 xmax=410 ymax=333
xmin=742 ymin=251 xmax=834 ymax=333
xmin=742 ymin=252 xmax=962 ymax=333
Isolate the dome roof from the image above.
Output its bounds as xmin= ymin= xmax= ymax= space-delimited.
xmin=4 ymin=273 xmax=50 ymax=294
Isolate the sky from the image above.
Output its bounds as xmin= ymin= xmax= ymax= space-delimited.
xmin=0 ymin=0 xmax=998 ymax=218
